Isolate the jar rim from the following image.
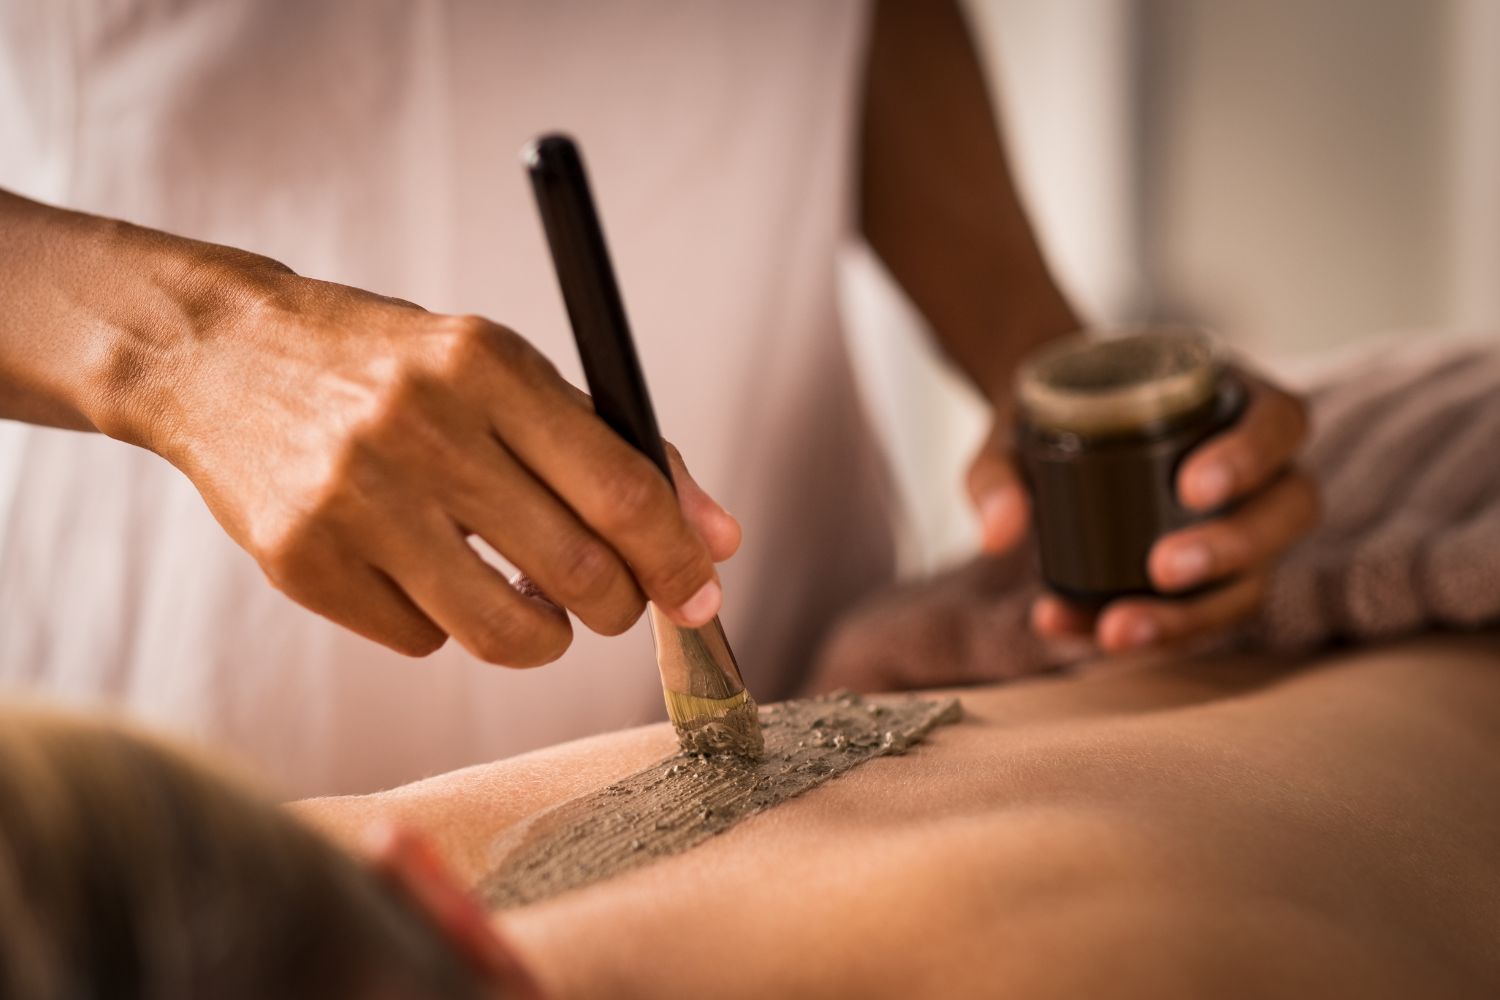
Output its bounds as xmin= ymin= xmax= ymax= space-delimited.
xmin=1016 ymin=327 xmax=1224 ymax=436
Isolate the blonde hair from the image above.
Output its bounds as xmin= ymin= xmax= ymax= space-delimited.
xmin=0 ymin=705 xmax=489 ymax=999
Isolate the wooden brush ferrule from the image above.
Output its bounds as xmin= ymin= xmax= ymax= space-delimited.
xmin=649 ymin=607 xmax=763 ymax=757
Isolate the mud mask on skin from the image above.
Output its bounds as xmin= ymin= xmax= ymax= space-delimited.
xmin=1016 ymin=329 xmax=1244 ymax=606
xmin=480 ymin=692 xmax=962 ymax=909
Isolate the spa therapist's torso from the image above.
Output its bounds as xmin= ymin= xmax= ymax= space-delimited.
xmin=0 ymin=0 xmax=894 ymax=796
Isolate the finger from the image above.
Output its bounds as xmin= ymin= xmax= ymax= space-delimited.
xmin=483 ymin=349 xmax=721 ymax=627
xmin=446 ymin=436 xmax=646 ymax=637
xmin=966 ymin=422 xmax=1030 ymax=553
xmin=1095 ymin=573 xmax=1267 ymax=652
xmin=1030 ymin=593 xmax=1096 ymax=638
xmin=263 ymin=543 xmax=448 ymax=657
xmin=376 ymin=512 xmax=573 ymax=668
xmin=1178 ymin=372 xmax=1309 ymax=511
xmin=665 ymin=441 xmax=742 ymax=562
xmin=1149 ymin=470 xmax=1320 ymax=592
xmin=552 ymin=385 xmax=741 ymax=561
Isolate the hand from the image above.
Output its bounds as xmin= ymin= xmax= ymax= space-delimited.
xmin=806 ymin=551 xmax=1073 ymax=694
xmin=133 ymin=261 xmax=740 ymax=666
xmin=968 ymin=368 xmax=1319 ymax=653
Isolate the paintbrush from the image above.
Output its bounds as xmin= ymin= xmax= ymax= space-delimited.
xmin=523 ymin=133 xmax=764 ymax=759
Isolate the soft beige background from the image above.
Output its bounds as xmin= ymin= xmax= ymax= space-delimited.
xmin=846 ymin=0 xmax=1500 ymax=573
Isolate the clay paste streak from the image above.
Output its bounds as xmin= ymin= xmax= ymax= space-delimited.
xmin=480 ymin=692 xmax=962 ymax=909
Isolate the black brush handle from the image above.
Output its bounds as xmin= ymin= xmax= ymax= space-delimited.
xmin=524 ymin=133 xmax=673 ymax=484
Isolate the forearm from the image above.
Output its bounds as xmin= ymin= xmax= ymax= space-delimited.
xmin=860 ymin=0 xmax=1078 ymax=402
xmin=0 ymin=187 xmax=283 ymax=448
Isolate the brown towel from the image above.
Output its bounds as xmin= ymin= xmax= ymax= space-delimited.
xmin=1253 ymin=338 xmax=1500 ymax=650
xmin=809 ymin=337 xmax=1500 ymax=692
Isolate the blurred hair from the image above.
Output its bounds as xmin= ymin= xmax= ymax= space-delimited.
xmin=0 ymin=705 xmax=490 ymax=1000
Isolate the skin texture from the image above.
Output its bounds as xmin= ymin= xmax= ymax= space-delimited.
xmin=298 ymin=633 xmax=1500 ymax=999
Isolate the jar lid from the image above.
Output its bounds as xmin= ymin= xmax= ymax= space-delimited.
xmin=1016 ymin=328 xmax=1223 ymax=436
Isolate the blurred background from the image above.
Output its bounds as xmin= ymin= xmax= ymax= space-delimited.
xmin=849 ymin=0 xmax=1500 ymax=573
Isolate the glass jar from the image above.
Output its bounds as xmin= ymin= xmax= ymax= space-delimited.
xmin=1015 ymin=329 xmax=1244 ymax=606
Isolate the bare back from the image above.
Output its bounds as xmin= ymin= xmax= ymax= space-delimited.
xmin=299 ymin=634 xmax=1500 ymax=998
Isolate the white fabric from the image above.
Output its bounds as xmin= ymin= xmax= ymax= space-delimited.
xmin=0 ymin=0 xmax=894 ymax=796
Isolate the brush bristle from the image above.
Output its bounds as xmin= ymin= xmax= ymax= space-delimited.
xmin=664 ymin=688 xmax=764 ymax=758
xmin=663 ymin=687 xmax=747 ymax=725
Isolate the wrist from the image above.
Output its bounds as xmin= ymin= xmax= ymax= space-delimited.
xmin=76 ymin=218 xmax=294 ymax=457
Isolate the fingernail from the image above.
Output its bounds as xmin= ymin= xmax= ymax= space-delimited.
xmin=675 ymin=580 xmax=721 ymax=627
xmin=1124 ymin=618 xmax=1158 ymax=649
xmin=1190 ymin=462 xmax=1233 ymax=509
xmin=1163 ymin=543 xmax=1211 ymax=587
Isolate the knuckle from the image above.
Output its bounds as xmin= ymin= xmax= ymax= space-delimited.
xmin=345 ymin=370 xmax=429 ymax=459
xmin=1215 ymin=522 xmax=1256 ymax=567
xmin=425 ymin=315 xmax=492 ymax=378
xmin=466 ymin=604 xmax=527 ymax=664
xmin=505 ymin=622 xmax=572 ymax=668
xmin=349 ymin=378 xmax=461 ymax=473
xmin=328 ymin=439 xmax=387 ymax=512
xmin=527 ymin=626 xmax=572 ymax=666
xmin=553 ymin=536 xmax=620 ymax=602
xmin=253 ymin=523 xmax=323 ymax=593
xmin=391 ymin=623 xmax=447 ymax=657
xmin=467 ymin=601 xmax=568 ymax=667
xmin=481 ymin=320 xmax=535 ymax=372
xmin=368 ymin=379 xmax=424 ymax=437
xmin=438 ymin=312 xmax=495 ymax=344
xmin=1219 ymin=437 xmax=1259 ymax=485
xmin=594 ymin=594 xmax=647 ymax=637
xmin=597 ymin=463 xmax=671 ymax=532
xmin=645 ymin=546 xmax=713 ymax=604
xmin=431 ymin=315 xmax=554 ymax=385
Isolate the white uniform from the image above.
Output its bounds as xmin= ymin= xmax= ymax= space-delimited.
xmin=0 ymin=2 xmax=894 ymax=796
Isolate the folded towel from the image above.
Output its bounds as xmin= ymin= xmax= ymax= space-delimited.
xmin=1253 ymin=338 xmax=1500 ymax=650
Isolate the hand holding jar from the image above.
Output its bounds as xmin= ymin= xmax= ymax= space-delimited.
xmin=968 ymin=329 xmax=1320 ymax=653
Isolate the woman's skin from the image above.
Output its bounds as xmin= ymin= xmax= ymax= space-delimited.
xmin=300 ymin=633 xmax=1500 ymax=998
xmin=0 ymin=0 xmax=1310 ymax=675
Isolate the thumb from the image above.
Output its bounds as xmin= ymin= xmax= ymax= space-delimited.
xmin=665 ymin=441 xmax=742 ymax=562
xmin=966 ymin=421 xmax=1030 ymax=554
